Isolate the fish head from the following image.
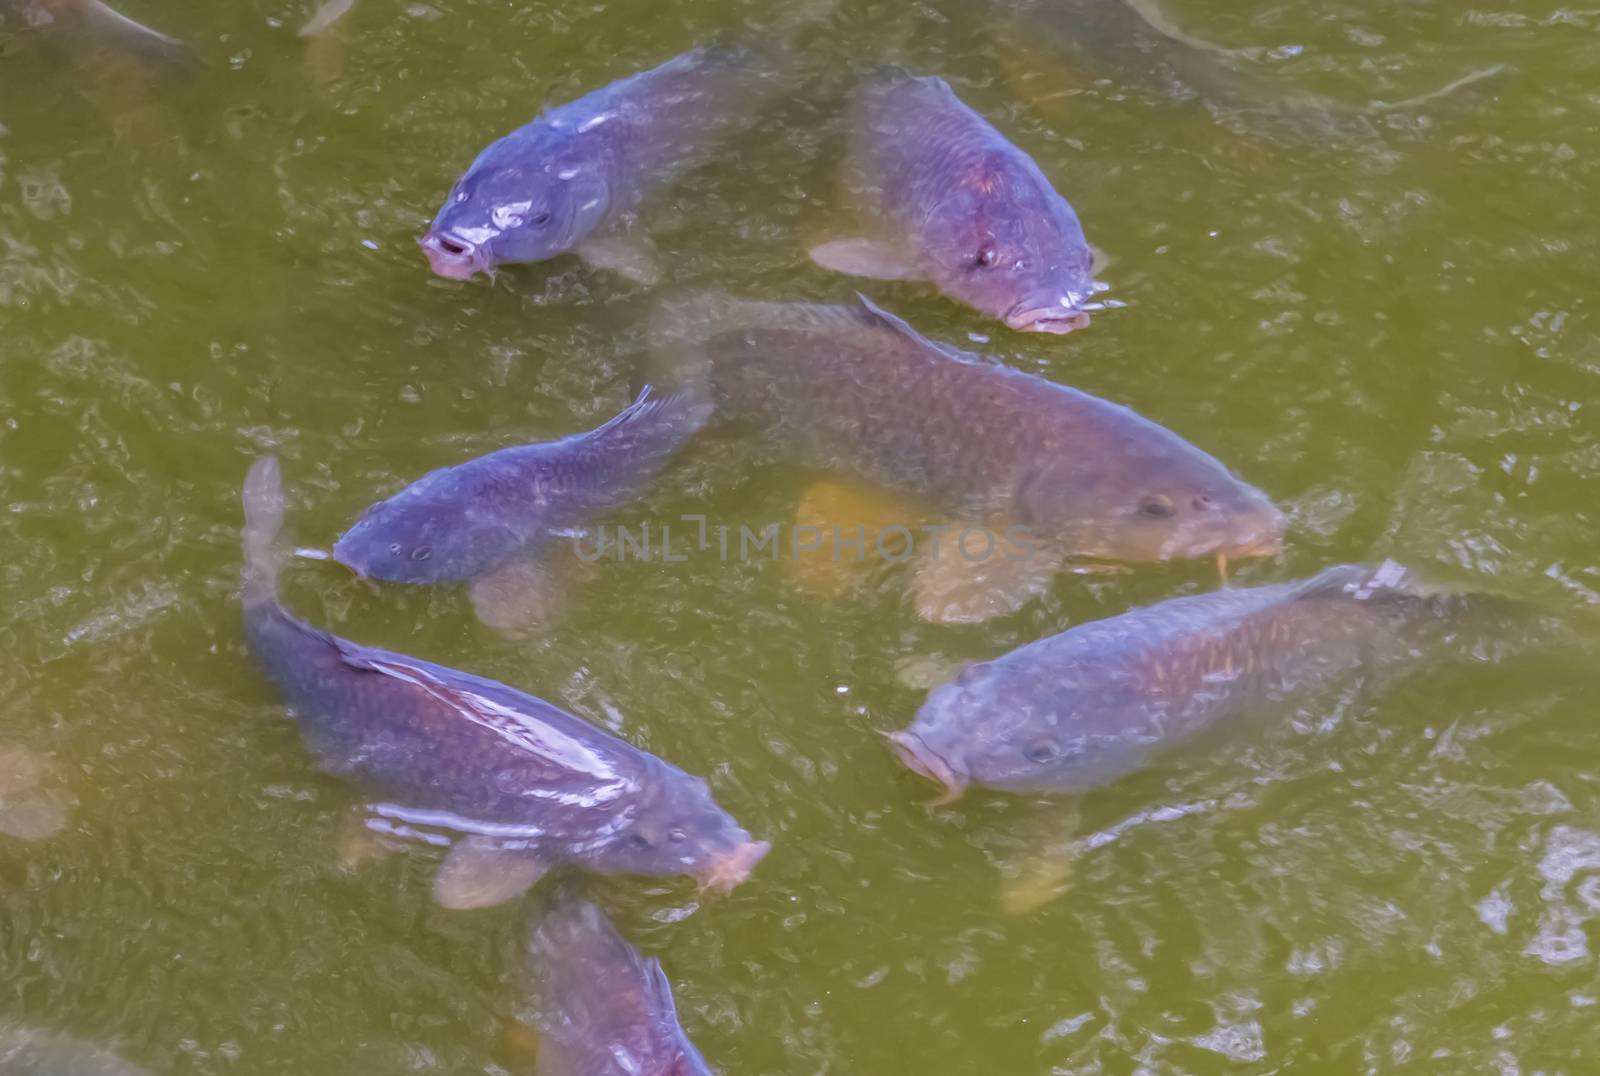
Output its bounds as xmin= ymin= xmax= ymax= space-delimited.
xmin=333 ymin=489 xmax=519 ymax=584
xmin=599 ymin=776 xmax=768 ymax=892
xmin=917 ymin=156 xmax=1103 ymax=334
xmin=1022 ymin=438 xmax=1286 ymax=565
xmin=421 ymin=140 xmax=610 ymax=279
xmin=897 ymin=661 xmax=1134 ymax=795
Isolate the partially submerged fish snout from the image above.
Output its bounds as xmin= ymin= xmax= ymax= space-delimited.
xmin=1004 ymin=284 xmax=1118 ymax=335
xmin=419 ymin=230 xmax=492 ymax=281
xmin=1227 ymin=501 xmax=1289 ymax=559
xmin=886 ymin=730 xmax=968 ymax=804
xmin=696 ymin=838 xmax=771 ymax=893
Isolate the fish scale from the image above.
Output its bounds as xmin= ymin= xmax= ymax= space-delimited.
xmin=653 ymin=293 xmax=1283 ymax=564
xmin=240 ymin=458 xmax=768 ymax=907
xmin=893 ymin=562 xmax=1527 ymax=797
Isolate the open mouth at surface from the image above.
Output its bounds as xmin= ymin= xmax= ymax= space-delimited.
xmin=419 ymin=232 xmax=492 ymax=281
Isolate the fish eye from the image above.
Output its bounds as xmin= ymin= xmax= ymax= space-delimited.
xmin=410 ymin=545 xmax=433 ymax=561
xmin=1023 ymin=740 xmax=1058 ymax=764
xmin=668 ymin=828 xmax=688 ymax=843
xmin=628 ymin=833 xmax=653 ymax=850
xmin=1138 ymin=496 xmax=1175 ymax=519
xmin=975 ymin=244 xmax=1001 ymax=269
xmin=531 ymin=211 xmax=552 ymax=226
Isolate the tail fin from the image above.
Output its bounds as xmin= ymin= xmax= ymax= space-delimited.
xmin=644 ymin=293 xmax=749 ymax=425
xmin=298 ymin=0 xmax=355 ymax=37
xmin=71 ymin=0 xmax=200 ymax=74
xmin=241 ymin=456 xmax=285 ymax=606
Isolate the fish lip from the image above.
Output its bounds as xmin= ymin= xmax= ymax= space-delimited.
xmin=418 ymin=231 xmax=490 ymax=281
xmin=697 ymin=839 xmax=770 ymax=894
xmin=1222 ymin=506 xmax=1289 ymax=559
xmin=330 ymin=548 xmax=369 ymax=580
xmin=886 ymin=730 xmax=968 ymax=803
xmin=1003 ymin=298 xmax=1094 ymax=334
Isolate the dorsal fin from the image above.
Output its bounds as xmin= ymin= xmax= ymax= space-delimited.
xmin=850 ymin=293 xmax=985 ymax=363
xmin=1289 ymin=561 xmax=1415 ymax=603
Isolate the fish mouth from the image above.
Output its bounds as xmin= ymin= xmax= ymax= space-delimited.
xmin=1005 ymin=302 xmax=1092 ymax=335
xmin=1004 ymin=287 xmax=1121 ymax=334
xmin=418 ymin=231 xmax=492 ymax=281
xmin=1219 ymin=504 xmax=1290 ymax=560
xmin=886 ymin=730 xmax=968 ymax=804
xmin=696 ymin=839 xmax=770 ymax=894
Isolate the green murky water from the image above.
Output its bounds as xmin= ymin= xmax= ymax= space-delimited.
xmin=3 ymin=0 xmax=1599 ymax=1071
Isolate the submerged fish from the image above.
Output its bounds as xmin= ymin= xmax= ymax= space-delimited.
xmin=0 ymin=0 xmax=195 ymax=71
xmin=421 ymin=45 xmax=781 ymax=284
xmin=1 ymin=0 xmax=198 ymax=143
xmin=334 ymin=386 xmax=706 ymax=592
xmin=992 ymin=0 xmax=1504 ymax=143
xmin=240 ymin=457 xmax=768 ymax=908
xmin=523 ymin=887 xmax=713 ymax=1076
xmin=811 ymin=71 xmax=1106 ymax=334
xmin=650 ymin=293 xmax=1283 ymax=622
xmin=891 ymin=561 xmax=1515 ymax=798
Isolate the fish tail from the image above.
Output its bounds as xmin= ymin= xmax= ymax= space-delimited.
xmin=71 ymin=0 xmax=200 ymax=74
xmin=644 ymin=292 xmax=748 ymax=423
xmin=241 ymin=456 xmax=285 ymax=607
xmin=1368 ymin=64 xmax=1510 ymax=115
xmin=298 ymin=0 xmax=355 ymax=37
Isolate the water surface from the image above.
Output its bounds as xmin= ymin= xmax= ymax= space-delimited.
xmin=2 ymin=0 xmax=1598 ymax=1071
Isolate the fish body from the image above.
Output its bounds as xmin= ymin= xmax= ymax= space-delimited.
xmin=651 ymin=294 xmax=1282 ymax=565
xmin=240 ymin=458 xmax=767 ymax=906
xmin=422 ymin=45 xmax=778 ymax=281
xmin=524 ymin=889 xmax=714 ymax=1076
xmin=812 ymin=71 xmax=1104 ymax=334
xmin=334 ymin=388 xmax=707 ymax=584
xmin=996 ymin=0 xmax=1501 ymax=142
xmin=893 ymin=562 xmax=1497 ymax=797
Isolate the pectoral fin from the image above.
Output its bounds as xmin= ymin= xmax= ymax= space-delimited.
xmin=469 ymin=549 xmax=594 ymax=637
xmin=433 ymin=837 xmax=548 ymax=910
xmin=892 ymin=654 xmax=971 ymax=691
xmin=0 ymin=747 xmax=72 ymax=842
xmin=335 ymin=805 xmax=398 ymax=871
xmin=912 ymin=529 xmax=1061 ymax=624
xmin=786 ymin=479 xmax=926 ymax=597
xmin=576 ymin=236 xmax=660 ymax=286
xmin=808 ymin=237 xmax=922 ymax=281
xmin=995 ymin=801 xmax=1083 ymax=916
